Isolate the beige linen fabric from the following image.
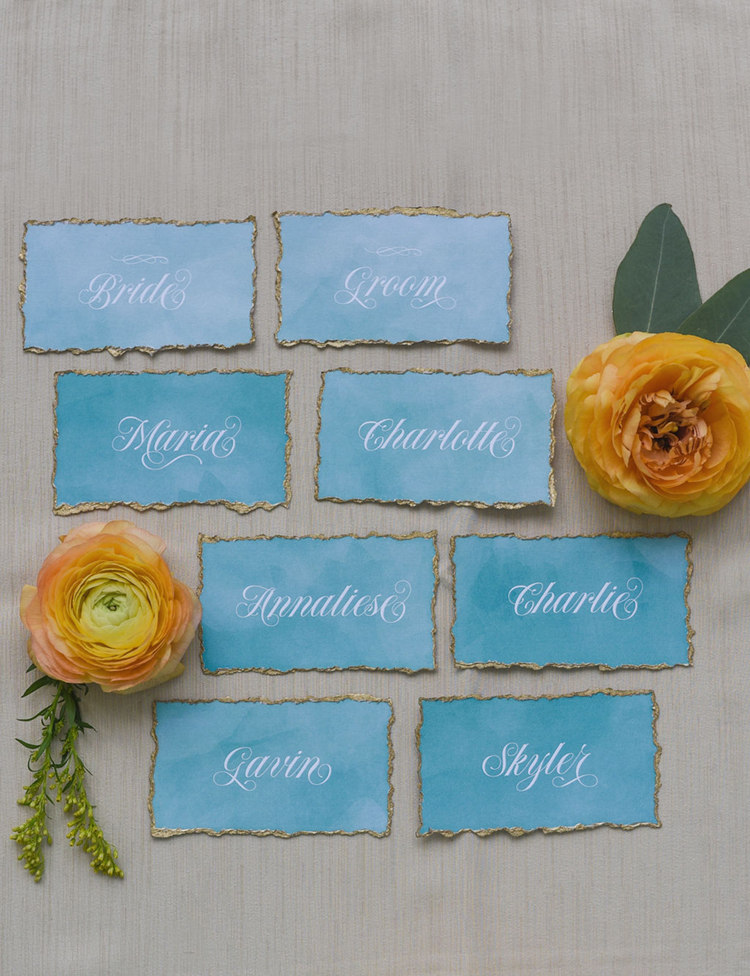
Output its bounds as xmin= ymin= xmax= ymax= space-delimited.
xmin=2 ymin=1 xmax=749 ymax=973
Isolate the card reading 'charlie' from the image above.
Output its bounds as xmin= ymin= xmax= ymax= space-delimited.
xmin=200 ymin=534 xmax=437 ymax=673
xmin=418 ymin=691 xmax=660 ymax=836
xmin=23 ymin=219 xmax=255 ymax=353
xmin=316 ymin=369 xmax=555 ymax=508
xmin=275 ymin=209 xmax=512 ymax=345
xmin=54 ymin=370 xmax=289 ymax=514
xmin=452 ymin=534 xmax=692 ymax=669
xmin=151 ymin=697 xmax=393 ymax=836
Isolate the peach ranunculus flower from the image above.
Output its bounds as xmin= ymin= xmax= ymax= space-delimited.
xmin=19 ymin=520 xmax=201 ymax=693
xmin=565 ymin=331 xmax=750 ymax=517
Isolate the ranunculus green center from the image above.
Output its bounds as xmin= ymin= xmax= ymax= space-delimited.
xmin=81 ymin=581 xmax=144 ymax=631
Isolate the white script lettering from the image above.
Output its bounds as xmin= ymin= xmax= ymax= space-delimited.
xmin=334 ymin=266 xmax=456 ymax=310
xmin=213 ymin=747 xmax=332 ymax=792
xmin=112 ymin=415 xmax=241 ymax=470
xmin=481 ymin=742 xmax=598 ymax=792
xmin=78 ymin=268 xmax=192 ymax=310
xmin=358 ymin=417 xmax=520 ymax=459
xmin=507 ymin=578 xmax=643 ymax=620
xmin=236 ymin=580 xmax=412 ymax=627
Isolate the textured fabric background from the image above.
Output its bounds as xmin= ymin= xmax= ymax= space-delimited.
xmin=2 ymin=2 xmax=750 ymax=973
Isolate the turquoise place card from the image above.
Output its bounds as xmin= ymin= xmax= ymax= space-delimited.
xmin=54 ymin=370 xmax=290 ymax=514
xmin=275 ymin=209 xmax=512 ymax=346
xmin=451 ymin=534 xmax=693 ymax=670
xmin=200 ymin=533 xmax=437 ymax=673
xmin=23 ymin=218 xmax=255 ymax=354
xmin=316 ymin=369 xmax=555 ymax=508
xmin=418 ymin=691 xmax=660 ymax=837
xmin=151 ymin=697 xmax=393 ymax=837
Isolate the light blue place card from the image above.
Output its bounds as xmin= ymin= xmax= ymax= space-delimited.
xmin=23 ymin=218 xmax=255 ymax=354
xmin=452 ymin=534 xmax=693 ymax=670
xmin=54 ymin=370 xmax=290 ymax=514
xmin=316 ymin=369 xmax=555 ymax=508
xmin=200 ymin=533 xmax=437 ymax=673
xmin=275 ymin=209 xmax=512 ymax=346
xmin=418 ymin=691 xmax=660 ymax=837
xmin=151 ymin=697 xmax=393 ymax=837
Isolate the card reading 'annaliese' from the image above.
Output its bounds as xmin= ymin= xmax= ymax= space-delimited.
xmin=23 ymin=219 xmax=255 ymax=353
xmin=316 ymin=369 xmax=554 ymax=508
xmin=151 ymin=698 xmax=393 ymax=837
xmin=418 ymin=692 xmax=660 ymax=836
xmin=452 ymin=534 xmax=692 ymax=669
xmin=200 ymin=534 xmax=437 ymax=673
xmin=54 ymin=371 xmax=289 ymax=514
xmin=275 ymin=210 xmax=512 ymax=345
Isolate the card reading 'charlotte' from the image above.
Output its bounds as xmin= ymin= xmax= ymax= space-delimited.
xmin=275 ymin=209 xmax=512 ymax=345
xmin=316 ymin=369 xmax=555 ymax=508
xmin=200 ymin=534 xmax=437 ymax=673
xmin=418 ymin=691 xmax=660 ymax=836
xmin=151 ymin=698 xmax=393 ymax=837
xmin=23 ymin=219 xmax=255 ymax=353
xmin=452 ymin=534 xmax=692 ymax=669
xmin=54 ymin=370 xmax=289 ymax=514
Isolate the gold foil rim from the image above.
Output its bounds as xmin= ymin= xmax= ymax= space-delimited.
xmin=149 ymin=694 xmax=394 ymax=838
xmin=197 ymin=531 xmax=438 ymax=674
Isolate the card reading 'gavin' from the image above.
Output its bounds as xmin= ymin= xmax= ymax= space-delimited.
xmin=275 ymin=210 xmax=511 ymax=345
xmin=418 ymin=692 xmax=660 ymax=836
xmin=23 ymin=219 xmax=255 ymax=353
xmin=452 ymin=534 xmax=692 ymax=669
xmin=200 ymin=534 xmax=437 ymax=673
xmin=316 ymin=369 xmax=554 ymax=508
xmin=54 ymin=370 xmax=289 ymax=514
xmin=151 ymin=698 xmax=393 ymax=837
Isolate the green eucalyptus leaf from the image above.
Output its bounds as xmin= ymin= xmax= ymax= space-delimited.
xmin=613 ymin=203 xmax=702 ymax=335
xmin=677 ymin=268 xmax=750 ymax=361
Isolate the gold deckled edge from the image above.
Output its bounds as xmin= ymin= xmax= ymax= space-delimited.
xmin=196 ymin=531 xmax=439 ymax=675
xmin=415 ymin=689 xmax=661 ymax=838
xmin=149 ymin=694 xmax=394 ymax=838
xmin=449 ymin=531 xmax=694 ymax=672
xmin=52 ymin=367 xmax=292 ymax=515
xmin=273 ymin=207 xmax=513 ymax=348
xmin=314 ymin=367 xmax=556 ymax=510
xmin=20 ymin=217 xmax=257 ymax=356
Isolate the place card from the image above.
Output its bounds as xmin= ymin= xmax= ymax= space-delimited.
xmin=150 ymin=697 xmax=393 ymax=837
xmin=22 ymin=218 xmax=255 ymax=354
xmin=200 ymin=533 xmax=437 ymax=673
xmin=275 ymin=208 xmax=512 ymax=346
xmin=418 ymin=691 xmax=660 ymax=837
xmin=316 ymin=369 xmax=555 ymax=508
xmin=451 ymin=534 xmax=693 ymax=670
xmin=54 ymin=370 xmax=290 ymax=514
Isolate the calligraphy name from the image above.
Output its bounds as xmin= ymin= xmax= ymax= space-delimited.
xmin=358 ymin=418 xmax=520 ymax=459
xmin=236 ymin=580 xmax=411 ymax=627
xmin=482 ymin=742 xmax=598 ymax=792
xmin=213 ymin=747 xmax=332 ymax=792
xmin=112 ymin=415 xmax=241 ymax=470
xmin=334 ymin=267 xmax=456 ymax=310
xmin=507 ymin=578 xmax=643 ymax=620
xmin=78 ymin=269 xmax=192 ymax=310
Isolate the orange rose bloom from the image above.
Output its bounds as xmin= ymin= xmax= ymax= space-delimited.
xmin=19 ymin=521 xmax=201 ymax=693
xmin=565 ymin=332 xmax=750 ymax=516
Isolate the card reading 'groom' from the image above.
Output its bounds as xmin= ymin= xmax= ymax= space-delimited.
xmin=316 ymin=369 xmax=555 ymax=508
xmin=418 ymin=692 xmax=660 ymax=836
xmin=54 ymin=370 xmax=290 ymax=514
xmin=151 ymin=698 xmax=393 ymax=837
xmin=22 ymin=219 xmax=255 ymax=353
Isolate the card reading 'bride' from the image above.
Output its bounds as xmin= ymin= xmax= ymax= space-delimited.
xmin=22 ymin=219 xmax=255 ymax=354
xmin=151 ymin=697 xmax=393 ymax=837
xmin=275 ymin=209 xmax=512 ymax=346
xmin=54 ymin=370 xmax=290 ymax=514
xmin=316 ymin=369 xmax=555 ymax=508
xmin=451 ymin=534 xmax=692 ymax=670
xmin=418 ymin=691 xmax=660 ymax=836
xmin=200 ymin=534 xmax=437 ymax=673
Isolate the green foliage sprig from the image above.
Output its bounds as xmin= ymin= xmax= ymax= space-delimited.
xmin=11 ymin=666 xmax=124 ymax=881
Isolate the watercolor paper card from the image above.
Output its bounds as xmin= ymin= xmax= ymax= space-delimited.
xmin=151 ymin=697 xmax=393 ymax=837
xmin=452 ymin=534 xmax=692 ymax=670
xmin=22 ymin=219 xmax=255 ymax=354
xmin=275 ymin=209 xmax=512 ymax=346
xmin=418 ymin=691 xmax=660 ymax=837
xmin=316 ymin=369 xmax=555 ymax=508
xmin=200 ymin=534 xmax=437 ymax=673
xmin=54 ymin=370 xmax=290 ymax=514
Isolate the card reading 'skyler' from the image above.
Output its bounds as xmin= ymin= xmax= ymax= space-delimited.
xmin=316 ymin=369 xmax=555 ymax=508
xmin=53 ymin=370 xmax=290 ymax=514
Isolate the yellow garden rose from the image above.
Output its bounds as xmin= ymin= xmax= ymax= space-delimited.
xmin=565 ymin=331 xmax=750 ymax=516
xmin=19 ymin=520 xmax=201 ymax=693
